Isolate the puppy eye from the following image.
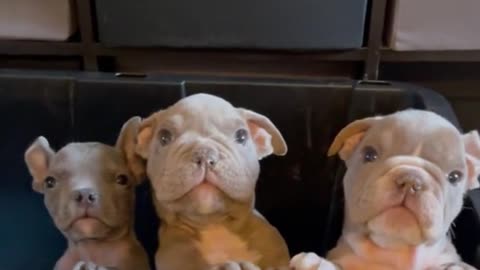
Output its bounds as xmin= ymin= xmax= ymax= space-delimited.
xmin=235 ymin=128 xmax=248 ymax=145
xmin=447 ymin=170 xmax=463 ymax=184
xmin=116 ymin=174 xmax=129 ymax=186
xmin=44 ymin=176 xmax=56 ymax=189
xmin=362 ymin=146 xmax=378 ymax=163
xmin=159 ymin=129 xmax=173 ymax=146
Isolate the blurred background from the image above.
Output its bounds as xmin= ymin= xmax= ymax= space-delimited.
xmin=0 ymin=0 xmax=479 ymax=130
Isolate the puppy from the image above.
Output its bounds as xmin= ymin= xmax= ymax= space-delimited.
xmin=290 ymin=110 xmax=480 ymax=270
xmin=24 ymin=118 xmax=150 ymax=270
xmin=131 ymin=93 xmax=290 ymax=270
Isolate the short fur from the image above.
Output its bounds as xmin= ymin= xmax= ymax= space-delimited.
xmin=131 ymin=93 xmax=290 ymax=270
xmin=290 ymin=110 xmax=480 ymax=270
xmin=24 ymin=117 xmax=149 ymax=270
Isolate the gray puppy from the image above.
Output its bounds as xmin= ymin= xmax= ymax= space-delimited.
xmin=130 ymin=93 xmax=290 ymax=270
xmin=24 ymin=118 xmax=149 ymax=270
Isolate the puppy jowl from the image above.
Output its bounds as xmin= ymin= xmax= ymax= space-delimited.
xmin=291 ymin=109 xmax=480 ymax=270
xmin=133 ymin=93 xmax=290 ymax=270
xmin=24 ymin=117 xmax=149 ymax=270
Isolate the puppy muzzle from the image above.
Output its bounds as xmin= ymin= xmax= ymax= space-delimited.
xmin=394 ymin=169 xmax=426 ymax=195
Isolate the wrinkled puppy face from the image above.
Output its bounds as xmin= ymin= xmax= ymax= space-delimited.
xmin=25 ymin=118 xmax=143 ymax=242
xmin=135 ymin=93 xmax=287 ymax=217
xmin=329 ymin=110 xmax=480 ymax=247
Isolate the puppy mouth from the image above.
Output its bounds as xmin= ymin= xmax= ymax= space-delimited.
xmin=188 ymin=170 xmax=221 ymax=193
xmin=369 ymin=186 xmax=424 ymax=229
xmin=367 ymin=205 xmax=425 ymax=246
xmin=374 ymin=204 xmax=420 ymax=224
xmin=64 ymin=210 xmax=119 ymax=242
xmin=365 ymin=167 xmax=436 ymax=244
xmin=67 ymin=210 xmax=107 ymax=230
xmin=73 ymin=214 xmax=98 ymax=224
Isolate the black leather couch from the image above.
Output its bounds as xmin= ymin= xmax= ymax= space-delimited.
xmin=0 ymin=70 xmax=478 ymax=269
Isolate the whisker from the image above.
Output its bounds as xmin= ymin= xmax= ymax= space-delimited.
xmin=448 ymin=222 xmax=457 ymax=240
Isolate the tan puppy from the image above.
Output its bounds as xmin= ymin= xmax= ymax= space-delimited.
xmin=24 ymin=118 xmax=150 ymax=270
xmin=131 ymin=93 xmax=290 ymax=270
xmin=290 ymin=110 xmax=480 ymax=270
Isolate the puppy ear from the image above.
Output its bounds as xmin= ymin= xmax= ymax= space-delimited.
xmin=135 ymin=112 xmax=161 ymax=159
xmin=24 ymin=136 xmax=55 ymax=193
xmin=462 ymin=130 xmax=480 ymax=190
xmin=116 ymin=116 xmax=146 ymax=184
xmin=238 ymin=108 xmax=287 ymax=160
xmin=328 ymin=116 xmax=381 ymax=160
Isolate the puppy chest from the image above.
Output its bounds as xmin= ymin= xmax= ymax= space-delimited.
xmin=194 ymin=225 xmax=262 ymax=265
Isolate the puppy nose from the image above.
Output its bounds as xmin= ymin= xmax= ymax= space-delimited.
xmin=192 ymin=147 xmax=218 ymax=167
xmin=73 ymin=188 xmax=98 ymax=206
xmin=396 ymin=175 xmax=424 ymax=194
xmin=206 ymin=157 xmax=217 ymax=167
xmin=193 ymin=155 xmax=218 ymax=167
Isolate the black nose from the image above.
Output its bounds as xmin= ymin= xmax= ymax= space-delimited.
xmin=73 ymin=188 xmax=98 ymax=206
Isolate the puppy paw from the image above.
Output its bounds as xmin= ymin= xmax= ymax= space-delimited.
xmin=72 ymin=261 xmax=114 ymax=270
xmin=290 ymin=253 xmax=336 ymax=270
xmin=73 ymin=261 xmax=93 ymax=270
xmin=439 ymin=262 xmax=477 ymax=270
xmin=211 ymin=261 xmax=261 ymax=270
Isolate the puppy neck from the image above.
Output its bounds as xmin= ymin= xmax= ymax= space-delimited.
xmin=336 ymin=228 xmax=454 ymax=269
xmin=157 ymin=199 xmax=253 ymax=232
xmin=65 ymin=226 xmax=138 ymax=264
xmin=343 ymin=208 xmax=410 ymax=247
xmin=67 ymin=225 xmax=133 ymax=248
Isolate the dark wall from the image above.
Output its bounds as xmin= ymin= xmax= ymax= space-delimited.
xmin=380 ymin=62 xmax=480 ymax=132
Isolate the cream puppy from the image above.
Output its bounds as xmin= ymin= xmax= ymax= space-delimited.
xmin=290 ymin=110 xmax=480 ymax=270
xmin=132 ymin=93 xmax=290 ymax=270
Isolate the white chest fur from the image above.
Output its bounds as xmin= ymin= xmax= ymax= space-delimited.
xmin=336 ymin=233 xmax=461 ymax=270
